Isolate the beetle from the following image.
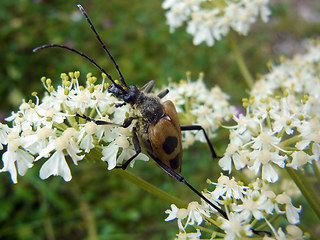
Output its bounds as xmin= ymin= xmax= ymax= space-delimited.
xmin=33 ymin=4 xmax=227 ymax=219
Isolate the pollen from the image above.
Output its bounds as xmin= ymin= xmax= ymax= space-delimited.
xmin=74 ymin=71 xmax=80 ymax=78
xmin=91 ymin=76 xmax=97 ymax=84
xmin=86 ymin=72 xmax=92 ymax=78
xmin=88 ymin=86 xmax=94 ymax=93
xmin=68 ymin=72 xmax=74 ymax=79
xmin=60 ymin=73 xmax=67 ymax=79
xmin=64 ymin=88 xmax=69 ymax=95
xmin=46 ymin=78 xmax=52 ymax=85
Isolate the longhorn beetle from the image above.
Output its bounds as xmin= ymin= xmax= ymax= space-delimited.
xmin=34 ymin=4 xmax=227 ymax=219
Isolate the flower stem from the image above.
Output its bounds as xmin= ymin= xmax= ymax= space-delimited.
xmin=228 ymin=32 xmax=254 ymax=89
xmin=112 ymin=169 xmax=187 ymax=208
xmin=312 ymin=161 xmax=320 ymax=183
xmin=70 ymin=180 xmax=98 ymax=240
xmin=286 ymin=167 xmax=320 ymax=220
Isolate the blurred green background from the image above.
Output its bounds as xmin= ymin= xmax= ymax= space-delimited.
xmin=0 ymin=0 xmax=319 ymax=239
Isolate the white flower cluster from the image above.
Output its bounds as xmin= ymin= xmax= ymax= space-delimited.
xmin=165 ymin=174 xmax=305 ymax=239
xmin=164 ymin=40 xmax=320 ymax=239
xmin=162 ymin=0 xmax=271 ymax=46
xmin=0 ymin=72 xmax=149 ymax=183
xmin=163 ymin=72 xmax=234 ymax=149
xmin=0 ymin=71 xmax=233 ymax=183
xmin=219 ymin=39 xmax=320 ymax=183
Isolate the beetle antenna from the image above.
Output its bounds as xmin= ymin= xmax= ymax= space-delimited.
xmin=33 ymin=44 xmax=125 ymax=91
xmin=77 ymin=4 xmax=127 ymax=87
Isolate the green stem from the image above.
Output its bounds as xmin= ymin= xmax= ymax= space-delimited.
xmin=70 ymin=180 xmax=98 ymax=240
xmin=286 ymin=167 xmax=320 ymax=220
xmin=312 ymin=161 xmax=320 ymax=183
xmin=63 ymin=103 xmax=79 ymax=130
xmin=228 ymin=32 xmax=254 ymax=89
xmin=112 ymin=169 xmax=187 ymax=208
xmin=277 ymin=135 xmax=301 ymax=148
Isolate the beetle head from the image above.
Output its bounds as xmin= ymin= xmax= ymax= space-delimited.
xmin=108 ymin=84 xmax=140 ymax=104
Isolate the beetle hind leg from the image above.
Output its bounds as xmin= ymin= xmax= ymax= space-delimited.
xmin=180 ymin=125 xmax=218 ymax=158
xmin=153 ymin=157 xmax=227 ymax=219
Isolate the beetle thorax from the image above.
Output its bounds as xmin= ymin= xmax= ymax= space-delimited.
xmin=133 ymin=93 xmax=164 ymax=125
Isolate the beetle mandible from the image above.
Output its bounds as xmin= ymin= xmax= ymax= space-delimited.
xmin=33 ymin=4 xmax=227 ymax=219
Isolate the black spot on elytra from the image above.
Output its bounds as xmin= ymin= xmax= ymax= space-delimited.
xmin=169 ymin=155 xmax=180 ymax=170
xmin=162 ymin=136 xmax=178 ymax=154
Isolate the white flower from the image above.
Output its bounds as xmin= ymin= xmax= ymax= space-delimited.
xmin=39 ymin=150 xmax=72 ymax=182
xmin=265 ymin=219 xmax=307 ymax=240
xmin=233 ymin=190 xmax=267 ymax=220
xmin=220 ymin=212 xmax=253 ymax=239
xmin=0 ymin=123 xmax=9 ymax=150
xmin=219 ymin=144 xmax=246 ymax=173
xmin=287 ymin=151 xmax=313 ymax=170
xmin=77 ymin=121 xmax=98 ymax=153
xmin=184 ymin=201 xmax=209 ymax=227
xmin=275 ymin=193 xmax=301 ymax=224
xmin=165 ymin=204 xmax=189 ymax=231
xmin=0 ymin=132 xmax=34 ymax=183
xmin=165 ymin=202 xmax=209 ymax=231
xmin=249 ymin=150 xmax=286 ymax=183
xmin=163 ymin=73 xmax=234 ymax=144
xmin=36 ymin=128 xmax=84 ymax=181
xmin=210 ymin=174 xmax=248 ymax=200
xmin=20 ymin=127 xmax=53 ymax=155
xmin=296 ymin=119 xmax=320 ymax=150
xmin=174 ymin=229 xmax=201 ymax=240
xmin=163 ymin=0 xmax=271 ymax=46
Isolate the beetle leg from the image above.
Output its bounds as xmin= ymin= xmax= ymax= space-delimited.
xmin=140 ymin=80 xmax=155 ymax=93
xmin=152 ymin=156 xmax=228 ymax=219
xmin=115 ymin=102 xmax=126 ymax=108
xmin=180 ymin=125 xmax=218 ymax=158
xmin=157 ymin=89 xmax=169 ymax=99
xmin=115 ymin=129 xmax=141 ymax=170
xmin=76 ymin=113 xmax=137 ymax=128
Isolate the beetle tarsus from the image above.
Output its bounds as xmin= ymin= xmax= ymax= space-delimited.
xmin=115 ymin=102 xmax=126 ymax=108
xmin=115 ymin=131 xmax=141 ymax=170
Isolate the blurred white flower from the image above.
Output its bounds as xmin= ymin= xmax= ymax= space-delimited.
xmin=163 ymin=0 xmax=271 ymax=46
xmin=220 ymin=39 xmax=320 ymax=182
xmin=163 ymin=73 xmax=234 ymax=145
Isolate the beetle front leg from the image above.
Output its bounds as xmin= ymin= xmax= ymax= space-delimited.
xmin=180 ymin=125 xmax=218 ymax=158
xmin=115 ymin=129 xmax=141 ymax=170
xmin=76 ymin=113 xmax=137 ymax=128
